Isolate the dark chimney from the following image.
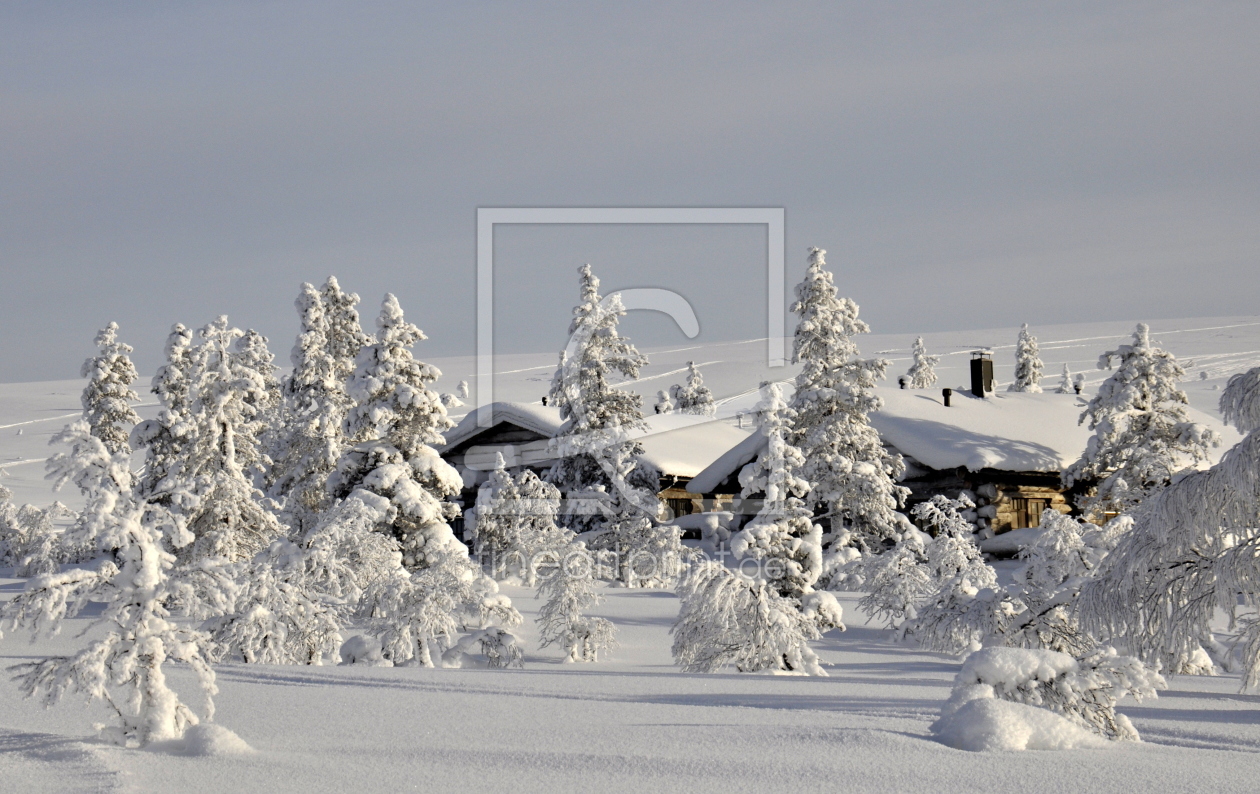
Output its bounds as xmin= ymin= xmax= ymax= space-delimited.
xmin=942 ymin=388 xmax=952 ymax=407
xmin=970 ymin=351 xmax=994 ymax=398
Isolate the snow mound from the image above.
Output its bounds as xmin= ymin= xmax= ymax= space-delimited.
xmin=152 ymin=724 xmax=254 ymax=757
xmin=932 ymin=693 xmax=1109 ymax=751
xmin=339 ymin=634 xmax=392 ymax=667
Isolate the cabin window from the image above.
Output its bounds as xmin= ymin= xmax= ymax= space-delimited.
xmin=1008 ymin=498 xmax=1048 ymax=529
xmin=665 ymin=497 xmax=694 ymax=520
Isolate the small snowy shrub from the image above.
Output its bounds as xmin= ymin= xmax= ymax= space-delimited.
xmin=670 ymin=561 xmax=837 ymax=676
xmin=442 ymin=627 xmax=524 ymax=669
xmin=942 ymin=646 xmax=1164 ymax=743
xmin=339 ymin=634 xmax=390 ymax=667
xmin=536 ymin=542 xmax=617 ymax=662
xmin=469 ymin=456 xmax=568 ymax=585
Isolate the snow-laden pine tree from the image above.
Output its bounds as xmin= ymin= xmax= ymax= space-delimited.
xmin=788 ymin=248 xmax=911 ymax=560
xmin=132 ymin=324 xmax=194 ymax=508
xmin=669 ymin=361 xmax=716 ymax=416
xmin=233 ymin=329 xmax=281 ymax=481
xmin=320 ymin=275 xmax=373 ymax=384
xmin=906 ymin=336 xmax=939 ymax=389
xmin=1009 ymin=324 xmax=1044 ymax=393
xmin=859 ymin=496 xmax=992 ymax=632
xmin=7 ymin=504 xmax=64 ymax=577
xmin=670 ymin=560 xmax=840 ymax=675
xmin=328 ymin=294 xmax=463 ymax=570
xmin=359 ymin=544 xmax=522 ymax=667
xmin=47 ymin=419 xmax=134 ymax=557
xmin=1 ymin=445 xmax=222 ymax=748
xmin=546 ymin=264 xmax=657 ymax=532
xmin=267 ymin=283 xmax=353 ymax=535
xmin=536 ymin=541 xmax=617 ymax=662
xmin=901 ymin=506 xmax=1126 ymax=658
xmin=468 ymin=455 xmax=568 ymax=584
xmin=653 ymin=390 xmax=674 ymax=414
xmin=169 ymin=317 xmax=286 ymax=562
xmin=0 ymin=485 xmax=16 ymax=565
xmin=730 ymin=383 xmax=822 ymax=599
xmin=1057 ymin=364 xmax=1074 ymax=394
xmin=1080 ymin=365 xmax=1260 ymax=686
xmin=1062 ymin=323 xmax=1220 ymax=520
xmin=210 ymin=491 xmax=401 ymax=666
xmin=78 ymin=322 xmax=141 ymax=455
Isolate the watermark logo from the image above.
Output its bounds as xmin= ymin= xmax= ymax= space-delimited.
xmin=475 ymin=207 xmax=786 ymax=424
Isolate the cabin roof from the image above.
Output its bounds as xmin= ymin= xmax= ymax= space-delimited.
xmin=440 ymin=401 xmax=757 ymax=479
xmin=686 ymin=384 xmax=1241 ymax=493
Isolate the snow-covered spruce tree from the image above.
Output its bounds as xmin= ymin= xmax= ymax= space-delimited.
xmin=903 ymin=507 xmax=1123 ymax=657
xmin=208 ymin=538 xmax=340 ymax=665
xmin=47 ymin=419 xmax=133 ymax=558
xmin=359 ymin=545 xmax=522 ymax=668
xmin=669 ymin=361 xmax=716 ymax=416
xmin=730 ymin=383 xmax=822 ymax=599
xmin=653 ymin=390 xmax=674 ymax=414
xmin=1080 ymin=366 xmax=1260 ymax=684
xmin=0 ymin=484 xmax=16 ymax=564
xmin=329 ymin=294 xmax=463 ymax=570
xmin=0 ymin=468 xmax=222 ymax=748
xmin=8 ymin=504 xmax=64 ymax=577
xmin=233 ymin=329 xmax=281 ymax=483
xmin=1062 ymin=323 xmax=1220 ymax=520
xmin=787 ymin=248 xmax=910 ymax=560
xmin=132 ymin=324 xmax=195 ymax=509
xmin=1057 ymin=364 xmax=1074 ymax=394
xmin=175 ymin=317 xmax=285 ymax=562
xmin=266 ymin=283 xmax=353 ymax=535
xmin=536 ymin=541 xmax=617 ymax=662
xmin=320 ymin=275 xmax=373 ymax=384
xmin=670 ymin=560 xmax=841 ymax=675
xmin=1009 ymin=323 xmax=1044 ymax=393
xmin=78 ymin=322 xmax=141 ymax=455
xmin=936 ymin=646 xmax=1164 ymax=743
xmin=210 ymin=491 xmax=404 ymax=666
xmin=906 ymin=336 xmax=939 ymax=389
xmin=859 ymin=496 xmax=989 ymax=631
xmin=545 ymin=264 xmax=657 ymax=533
xmin=468 ymin=454 xmax=568 ymax=584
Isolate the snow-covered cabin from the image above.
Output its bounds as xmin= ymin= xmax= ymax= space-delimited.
xmin=686 ymin=386 xmax=1239 ymax=534
xmin=438 ymin=402 xmax=754 ymax=530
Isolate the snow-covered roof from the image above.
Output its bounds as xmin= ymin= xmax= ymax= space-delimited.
xmin=637 ymin=414 xmax=756 ymax=480
xmin=440 ymin=401 xmax=756 ymax=479
xmin=440 ymin=402 xmax=565 ymax=451
xmin=685 ymin=429 xmax=766 ymax=494
xmin=870 ymin=388 xmax=1094 ymax=473
xmin=685 ymin=385 xmax=1241 ymax=493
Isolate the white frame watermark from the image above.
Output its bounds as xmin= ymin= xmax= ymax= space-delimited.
xmin=475 ymin=207 xmax=786 ymax=426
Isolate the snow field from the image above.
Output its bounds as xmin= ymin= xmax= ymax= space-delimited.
xmin=3 ymin=575 xmax=1260 ymax=793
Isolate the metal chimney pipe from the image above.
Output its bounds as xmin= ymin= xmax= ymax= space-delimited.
xmin=942 ymin=388 xmax=952 ymax=407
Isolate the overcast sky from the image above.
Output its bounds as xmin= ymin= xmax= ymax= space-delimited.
xmin=3 ymin=2 xmax=1258 ymax=382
